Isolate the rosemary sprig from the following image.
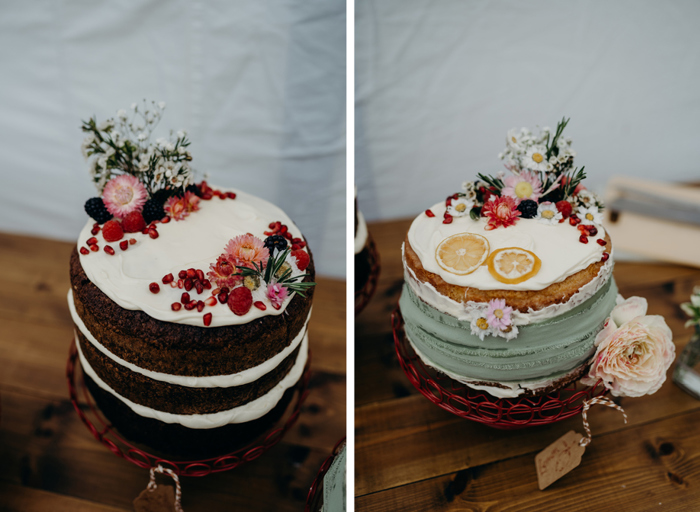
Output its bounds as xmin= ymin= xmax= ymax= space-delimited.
xmin=546 ymin=117 xmax=570 ymax=160
xmin=234 ymin=248 xmax=316 ymax=297
xmin=562 ymin=166 xmax=586 ymax=198
xmin=476 ymin=173 xmax=504 ymax=192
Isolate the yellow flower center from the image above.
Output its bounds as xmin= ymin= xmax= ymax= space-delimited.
xmin=586 ymin=213 xmax=594 ymax=221
xmin=455 ymin=203 xmax=467 ymax=213
xmin=542 ymin=210 xmax=555 ymax=220
xmin=476 ymin=318 xmax=489 ymax=330
xmin=494 ymin=309 xmax=503 ymax=319
xmin=531 ymin=152 xmax=543 ymax=163
xmin=511 ymin=136 xmax=517 ymax=143
xmin=514 ymin=182 xmax=533 ymax=199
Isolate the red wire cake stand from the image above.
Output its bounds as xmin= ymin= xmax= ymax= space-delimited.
xmin=305 ymin=436 xmax=346 ymax=512
xmin=66 ymin=339 xmax=311 ymax=476
xmin=355 ymin=233 xmax=380 ymax=316
xmin=392 ymin=308 xmax=607 ymax=430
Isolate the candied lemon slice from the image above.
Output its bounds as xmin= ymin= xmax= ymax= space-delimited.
xmin=487 ymin=247 xmax=541 ymax=284
xmin=435 ymin=233 xmax=490 ymax=275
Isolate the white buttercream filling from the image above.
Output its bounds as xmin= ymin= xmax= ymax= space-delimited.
xmin=407 ymin=201 xmax=607 ymax=291
xmin=402 ymin=243 xmax=615 ymax=324
xmin=78 ymin=186 xmax=308 ymax=327
xmin=68 ymin=289 xmax=310 ymax=388
xmin=76 ymin=331 xmax=308 ymax=429
xmin=355 ymin=210 xmax=368 ymax=254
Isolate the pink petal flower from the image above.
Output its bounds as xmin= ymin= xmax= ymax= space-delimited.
xmin=207 ymin=255 xmax=242 ymax=289
xmin=486 ymin=298 xmax=513 ymax=330
xmin=102 ymin=175 xmax=148 ymax=218
xmin=164 ymin=196 xmax=189 ymax=221
xmin=266 ymin=282 xmax=288 ymax=310
xmin=224 ymin=234 xmax=269 ymax=267
xmin=184 ymin=191 xmax=200 ymax=213
xmin=501 ymin=171 xmax=543 ymax=202
xmin=482 ymin=195 xmax=521 ymax=230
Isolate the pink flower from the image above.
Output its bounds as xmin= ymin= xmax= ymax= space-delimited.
xmin=164 ymin=196 xmax=189 ymax=221
xmin=581 ymin=296 xmax=675 ymax=397
xmin=207 ymin=255 xmax=242 ymax=289
xmin=102 ymin=175 xmax=148 ymax=218
xmin=482 ymin=195 xmax=521 ymax=231
xmin=184 ymin=191 xmax=200 ymax=213
xmin=502 ymin=171 xmax=543 ymax=202
xmin=266 ymin=283 xmax=288 ymax=310
xmin=224 ymin=234 xmax=269 ymax=268
xmin=486 ymin=299 xmax=513 ymax=330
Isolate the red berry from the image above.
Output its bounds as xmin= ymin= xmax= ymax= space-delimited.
xmin=119 ymin=240 xmax=129 ymax=251
xmin=587 ymin=226 xmax=598 ymax=237
xmin=161 ymin=216 xmax=171 ymax=224
xmin=227 ymin=192 xmax=237 ymax=199
xmin=187 ymin=268 xmax=196 ymax=278
xmin=601 ymin=252 xmax=610 ymax=262
xmin=177 ymin=279 xmax=184 ymax=289
xmin=184 ymin=278 xmax=193 ymax=291
xmin=196 ymin=269 xmax=205 ymax=281
xmin=148 ymin=228 xmax=159 ymax=239
xmin=129 ymin=238 xmax=137 ymax=245
xmin=254 ymin=301 xmax=266 ymax=311
xmin=181 ymin=292 xmax=191 ymax=303
xmin=149 ymin=282 xmax=160 ymax=293
xmin=203 ymin=313 xmax=212 ymax=326
xmin=122 ymin=211 xmax=147 ymax=233
xmin=91 ymin=226 xmax=100 ymax=235
xmin=218 ymin=291 xmax=229 ymax=304
xmin=445 ymin=198 xmax=452 ymax=206
xmin=425 ymin=209 xmax=435 ymax=218
xmin=87 ymin=237 xmax=97 ymax=245
xmin=220 ymin=287 xmax=230 ymax=294
xmin=555 ymin=201 xmax=572 ymax=219
xmin=597 ymin=238 xmax=607 ymax=246
xmin=205 ymin=297 xmax=217 ymax=306
xmin=89 ymin=244 xmax=99 ymax=252
xmin=196 ymin=301 xmax=205 ymax=312
xmin=579 ymin=235 xmax=588 ymax=244
xmin=179 ymin=270 xmax=187 ymax=279
xmin=104 ymin=245 xmax=115 ymax=255
xmin=443 ymin=213 xmax=453 ymax=224
xmin=80 ymin=247 xmax=89 ymax=255
xmin=141 ymin=228 xmax=149 ymax=235
xmin=102 ymin=220 xmax=124 ymax=242
xmin=184 ymin=301 xmax=196 ymax=310
xmin=203 ymin=279 xmax=212 ymax=290
xmin=228 ymin=287 xmax=253 ymax=316
xmin=292 ymin=250 xmax=311 ymax=271
xmin=171 ymin=302 xmax=182 ymax=311
xmin=195 ymin=281 xmax=204 ymax=294
xmin=162 ymin=273 xmax=174 ymax=284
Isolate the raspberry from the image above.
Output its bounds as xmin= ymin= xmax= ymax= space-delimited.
xmin=292 ymin=250 xmax=310 ymax=271
xmin=102 ymin=220 xmax=124 ymax=242
xmin=555 ymin=200 xmax=572 ymax=220
xmin=122 ymin=211 xmax=146 ymax=233
xmin=516 ymin=199 xmax=538 ymax=219
xmin=227 ymin=287 xmax=253 ymax=316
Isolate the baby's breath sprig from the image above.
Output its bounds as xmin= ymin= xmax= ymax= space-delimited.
xmin=235 ymin=249 xmax=315 ymax=297
xmin=681 ymin=287 xmax=700 ymax=329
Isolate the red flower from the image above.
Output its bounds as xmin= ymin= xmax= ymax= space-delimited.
xmin=482 ymin=195 xmax=521 ymax=231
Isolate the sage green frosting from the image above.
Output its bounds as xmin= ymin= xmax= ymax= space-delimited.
xmin=400 ymin=277 xmax=618 ymax=383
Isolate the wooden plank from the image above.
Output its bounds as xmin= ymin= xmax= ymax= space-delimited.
xmin=0 ymin=481 xmax=125 ymax=512
xmin=357 ymin=407 xmax=700 ymax=511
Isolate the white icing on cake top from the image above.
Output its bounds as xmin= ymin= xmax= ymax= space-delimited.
xmin=77 ymin=186 xmax=309 ymax=327
xmin=407 ymin=200 xmax=607 ymax=292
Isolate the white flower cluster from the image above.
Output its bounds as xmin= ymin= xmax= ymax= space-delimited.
xmin=498 ymin=126 xmax=576 ymax=174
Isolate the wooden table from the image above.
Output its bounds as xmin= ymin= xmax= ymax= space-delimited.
xmin=0 ymin=232 xmax=346 ymax=511
xmin=356 ymin=219 xmax=700 ymax=511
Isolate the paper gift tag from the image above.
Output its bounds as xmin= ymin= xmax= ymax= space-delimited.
xmin=535 ymin=430 xmax=586 ymax=490
xmin=133 ymin=484 xmax=176 ymax=512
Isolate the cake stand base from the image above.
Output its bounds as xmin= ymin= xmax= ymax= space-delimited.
xmin=66 ymin=339 xmax=310 ymax=476
xmin=393 ymin=307 xmax=607 ymax=430
xmin=305 ymin=437 xmax=346 ymax=512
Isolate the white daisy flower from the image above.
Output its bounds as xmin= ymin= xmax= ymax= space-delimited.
xmin=495 ymin=325 xmax=519 ymax=341
xmin=578 ymin=205 xmax=604 ymax=226
xmin=506 ymin=128 xmax=525 ymax=151
xmin=576 ymin=189 xmax=597 ymax=207
xmin=535 ymin=201 xmax=562 ymax=225
xmin=470 ymin=317 xmax=494 ymax=341
xmin=522 ymin=146 xmax=552 ymax=172
xmin=447 ymin=197 xmax=474 ymax=217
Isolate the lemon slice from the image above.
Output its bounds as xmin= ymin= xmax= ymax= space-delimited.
xmin=487 ymin=247 xmax=541 ymax=284
xmin=435 ymin=233 xmax=490 ymax=275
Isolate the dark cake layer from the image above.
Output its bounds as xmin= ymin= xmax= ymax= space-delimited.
xmin=69 ymin=247 xmax=314 ymax=376
xmin=77 ymin=329 xmax=303 ymax=414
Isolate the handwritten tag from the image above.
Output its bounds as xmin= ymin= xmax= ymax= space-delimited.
xmin=133 ymin=484 xmax=176 ymax=512
xmin=535 ymin=430 xmax=586 ymax=490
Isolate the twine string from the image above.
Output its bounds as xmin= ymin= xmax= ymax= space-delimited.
xmin=148 ymin=465 xmax=183 ymax=512
xmin=579 ymin=396 xmax=627 ymax=447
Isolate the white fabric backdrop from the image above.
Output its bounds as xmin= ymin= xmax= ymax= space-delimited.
xmin=356 ymin=0 xmax=700 ymax=222
xmin=0 ymin=0 xmax=346 ymax=278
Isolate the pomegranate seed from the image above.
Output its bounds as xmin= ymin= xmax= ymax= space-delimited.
xmin=184 ymin=278 xmax=193 ymax=291
xmin=129 ymin=238 xmax=137 ymax=245
xmin=218 ymin=194 xmax=226 ymax=200
xmin=148 ymin=228 xmax=159 ymax=239
xmin=446 ymin=198 xmax=452 ymax=206
xmin=203 ymin=313 xmax=212 ymax=326
xmin=91 ymin=226 xmax=100 ymax=235
xmin=588 ymin=226 xmax=598 ymax=237
xmin=443 ymin=213 xmax=453 ymax=224
xmin=280 ymin=225 xmax=288 ymax=234
xmin=212 ymin=287 xmax=221 ymax=295
xmin=178 ymin=270 xmax=187 ymax=279
xmin=187 ymin=268 xmax=196 ymax=278
xmin=579 ymin=235 xmax=588 ymax=244
xmin=220 ymin=287 xmax=230 ymax=294
xmin=177 ymin=279 xmax=184 ymax=289
xmin=196 ymin=301 xmax=205 ymax=312
xmin=284 ymin=232 xmax=293 ymax=240
xmin=161 ymin=216 xmax=171 ymax=224
xmin=162 ymin=273 xmax=174 ymax=284
xmin=184 ymin=301 xmax=196 ymax=310
xmin=93 ymin=222 xmax=100 ymax=229
xmin=196 ymin=269 xmax=205 ymax=281
xmin=170 ymin=282 xmax=177 ymax=288
xmin=218 ymin=291 xmax=229 ymax=304
xmin=80 ymin=247 xmax=89 ymax=255
xmin=171 ymin=302 xmax=182 ymax=311
xmin=601 ymin=252 xmax=610 ymax=262
xmin=254 ymin=301 xmax=266 ymax=311
xmin=120 ymin=240 xmax=129 ymax=251
xmin=104 ymin=245 xmax=115 ymax=255
xmin=141 ymin=228 xmax=149 ymax=235
xmin=205 ymin=296 xmax=217 ymax=306
xmin=87 ymin=237 xmax=97 ymax=245
xmin=195 ymin=282 xmax=204 ymax=294
xmin=90 ymin=244 xmax=99 ymax=252
xmin=597 ymin=238 xmax=607 ymax=246
xmin=203 ymin=279 xmax=212 ymax=289
xmin=577 ymin=224 xmax=588 ymax=233
xmin=148 ymin=222 xmax=157 ymax=229
xmin=181 ymin=292 xmax=191 ymax=303
xmin=425 ymin=209 xmax=435 ymax=217
xmin=213 ymin=190 xmax=222 ymax=197
xmin=227 ymin=192 xmax=236 ymax=199
xmin=269 ymin=222 xmax=276 ymax=229
xmin=149 ymin=282 xmax=160 ymax=293
xmin=202 ymin=193 xmax=213 ymax=200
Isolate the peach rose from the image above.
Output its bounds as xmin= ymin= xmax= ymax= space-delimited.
xmin=581 ymin=296 xmax=675 ymax=397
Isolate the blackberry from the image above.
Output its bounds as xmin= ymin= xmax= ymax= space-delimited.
xmin=84 ymin=197 xmax=112 ymax=224
xmin=142 ymin=198 xmax=166 ymax=223
xmin=517 ymin=199 xmax=538 ymax=219
xmin=264 ymin=235 xmax=288 ymax=254
xmin=185 ymin=184 xmax=201 ymax=197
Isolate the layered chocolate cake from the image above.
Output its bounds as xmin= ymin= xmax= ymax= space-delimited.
xmin=399 ymin=119 xmax=618 ymax=398
xmin=70 ymin=102 xmax=315 ymax=457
